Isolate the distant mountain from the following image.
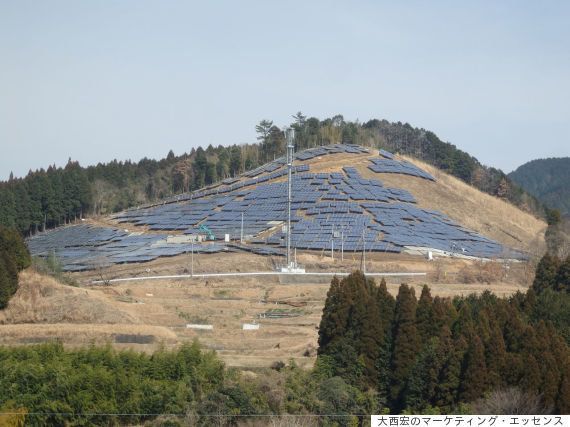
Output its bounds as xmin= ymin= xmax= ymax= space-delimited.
xmin=509 ymin=157 xmax=570 ymax=216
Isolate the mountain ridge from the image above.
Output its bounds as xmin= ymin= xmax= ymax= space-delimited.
xmin=0 ymin=117 xmax=544 ymax=236
xmin=508 ymin=157 xmax=570 ymax=216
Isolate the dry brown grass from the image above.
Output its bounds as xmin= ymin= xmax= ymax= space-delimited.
xmin=0 ymin=270 xmax=136 ymax=324
xmin=359 ymin=154 xmax=546 ymax=255
xmin=1 ymin=255 xmax=530 ymax=367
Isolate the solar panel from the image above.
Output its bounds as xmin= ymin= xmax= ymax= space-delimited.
xmin=27 ymin=144 xmax=525 ymax=269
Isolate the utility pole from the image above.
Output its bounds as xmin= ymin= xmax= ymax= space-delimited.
xmin=361 ymin=229 xmax=366 ymax=274
xmin=341 ymin=229 xmax=344 ymax=261
xmin=331 ymin=225 xmax=334 ymax=260
xmin=285 ymin=127 xmax=295 ymax=270
xmin=240 ymin=212 xmax=244 ymax=244
xmin=191 ymin=240 xmax=194 ymax=277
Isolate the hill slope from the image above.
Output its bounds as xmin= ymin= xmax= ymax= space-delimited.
xmin=1 ymin=117 xmax=543 ymax=236
xmin=509 ymin=157 xmax=570 ymax=216
xmin=26 ymin=146 xmax=546 ymax=272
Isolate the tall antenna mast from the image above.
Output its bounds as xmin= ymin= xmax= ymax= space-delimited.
xmin=285 ymin=128 xmax=295 ymax=269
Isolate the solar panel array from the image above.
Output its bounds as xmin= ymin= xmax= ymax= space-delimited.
xmin=295 ymin=143 xmax=369 ymax=161
xmin=27 ymin=224 xmax=235 ymax=272
xmin=368 ymin=150 xmax=435 ymax=181
xmin=26 ymin=144 xmax=525 ymax=271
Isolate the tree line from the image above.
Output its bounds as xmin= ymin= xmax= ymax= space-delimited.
xmin=0 ymin=115 xmax=543 ymax=236
xmin=508 ymin=157 xmax=570 ymax=217
xmin=317 ymin=265 xmax=569 ymax=415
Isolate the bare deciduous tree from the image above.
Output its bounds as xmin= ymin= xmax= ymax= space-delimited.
xmin=471 ymin=388 xmax=552 ymax=415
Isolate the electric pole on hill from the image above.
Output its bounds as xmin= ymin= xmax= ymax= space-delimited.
xmin=281 ymin=127 xmax=305 ymax=274
xmin=286 ymin=128 xmax=294 ymax=269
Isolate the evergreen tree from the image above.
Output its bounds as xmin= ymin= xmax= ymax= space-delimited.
xmin=460 ymin=336 xmax=488 ymax=403
xmin=533 ymin=253 xmax=560 ymax=293
xmin=318 ymin=276 xmax=347 ymax=352
xmin=521 ymin=355 xmax=541 ymax=394
xmin=432 ymin=296 xmax=456 ymax=331
xmin=192 ymin=148 xmax=208 ymax=189
xmin=557 ymin=362 xmax=570 ymax=414
xmin=435 ymin=330 xmax=466 ymax=410
xmin=0 ymin=226 xmax=31 ymax=271
xmin=0 ymin=187 xmax=16 ymax=228
xmin=376 ymin=278 xmax=395 ymax=404
xmin=353 ymin=275 xmax=384 ymax=387
xmin=416 ymin=285 xmax=435 ymax=347
xmin=390 ymin=284 xmax=419 ymax=408
xmin=403 ymin=338 xmax=440 ymax=411
xmin=485 ymin=323 xmax=507 ymax=388
xmin=0 ymin=250 xmax=18 ymax=309
xmin=540 ymin=352 xmax=561 ymax=409
xmin=555 ymin=256 xmax=570 ymax=293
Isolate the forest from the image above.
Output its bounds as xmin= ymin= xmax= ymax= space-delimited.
xmin=509 ymin=157 xmax=570 ymax=217
xmin=0 ymin=253 xmax=568 ymax=426
xmin=317 ymin=258 xmax=569 ymax=417
xmin=0 ymin=115 xmax=543 ymax=236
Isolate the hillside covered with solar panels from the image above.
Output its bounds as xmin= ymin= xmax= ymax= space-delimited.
xmin=27 ymin=145 xmax=529 ymax=272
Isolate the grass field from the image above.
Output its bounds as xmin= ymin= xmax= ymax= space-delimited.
xmin=1 ymin=253 xmax=532 ymax=368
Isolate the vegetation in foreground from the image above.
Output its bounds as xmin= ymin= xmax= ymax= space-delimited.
xmin=0 ymin=253 xmax=568 ymax=425
xmin=318 ymin=263 xmax=569 ymax=417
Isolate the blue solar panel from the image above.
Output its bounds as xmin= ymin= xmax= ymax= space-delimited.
xmin=27 ymin=144 xmax=525 ymax=270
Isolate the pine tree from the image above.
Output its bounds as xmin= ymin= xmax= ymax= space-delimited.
xmin=390 ymin=284 xmax=419 ymax=408
xmin=485 ymin=323 xmax=507 ymax=388
xmin=452 ymin=304 xmax=475 ymax=341
xmin=0 ymin=250 xmax=18 ymax=309
xmin=353 ymin=275 xmax=384 ymax=386
xmin=432 ymin=296 xmax=456 ymax=331
xmin=435 ymin=329 xmax=465 ymax=410
xmin=557 ymin=361 xmax=570 ymax=414
xmin=533 ymin=254 xmax=560 ymax=293
xmin=416 ymin=285 xmax=435 ymax=347
xmin=376 ymin=278 xmax=395 ymax=405
xmin=403 ymin=338 xmax=440 ymax=411
xmin=540 ymin=352 xmax=560 ymax=409
xmin=377 ymin=278 xmax=395 ymax=331
xmin=0 ymin=226 xmax=31 ymax=271
xmin=318 ymin=276 xmax=347 ymax=352
xmin=460 ymin=335 xmax=488 ymax=403
xmin=555 ymin=256 xmax=570 ymax=293
xmin=521 ymin=354 xmax=541 ymax=394
xmin=317 ymin=274 xmax=364 ymax=385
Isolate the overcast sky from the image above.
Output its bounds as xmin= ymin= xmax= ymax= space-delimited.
xmin=1 ymin=1 xmax=569 ymax=180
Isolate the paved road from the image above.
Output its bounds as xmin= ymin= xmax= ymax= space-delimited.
xmin=91 ymin=271 xmax=427 ymax=285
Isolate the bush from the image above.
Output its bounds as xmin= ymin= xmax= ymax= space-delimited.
xmin=471 ymin=388 xmax=552 ymax=415
xmin=0 ymin=227 xmax=30 ymax=309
